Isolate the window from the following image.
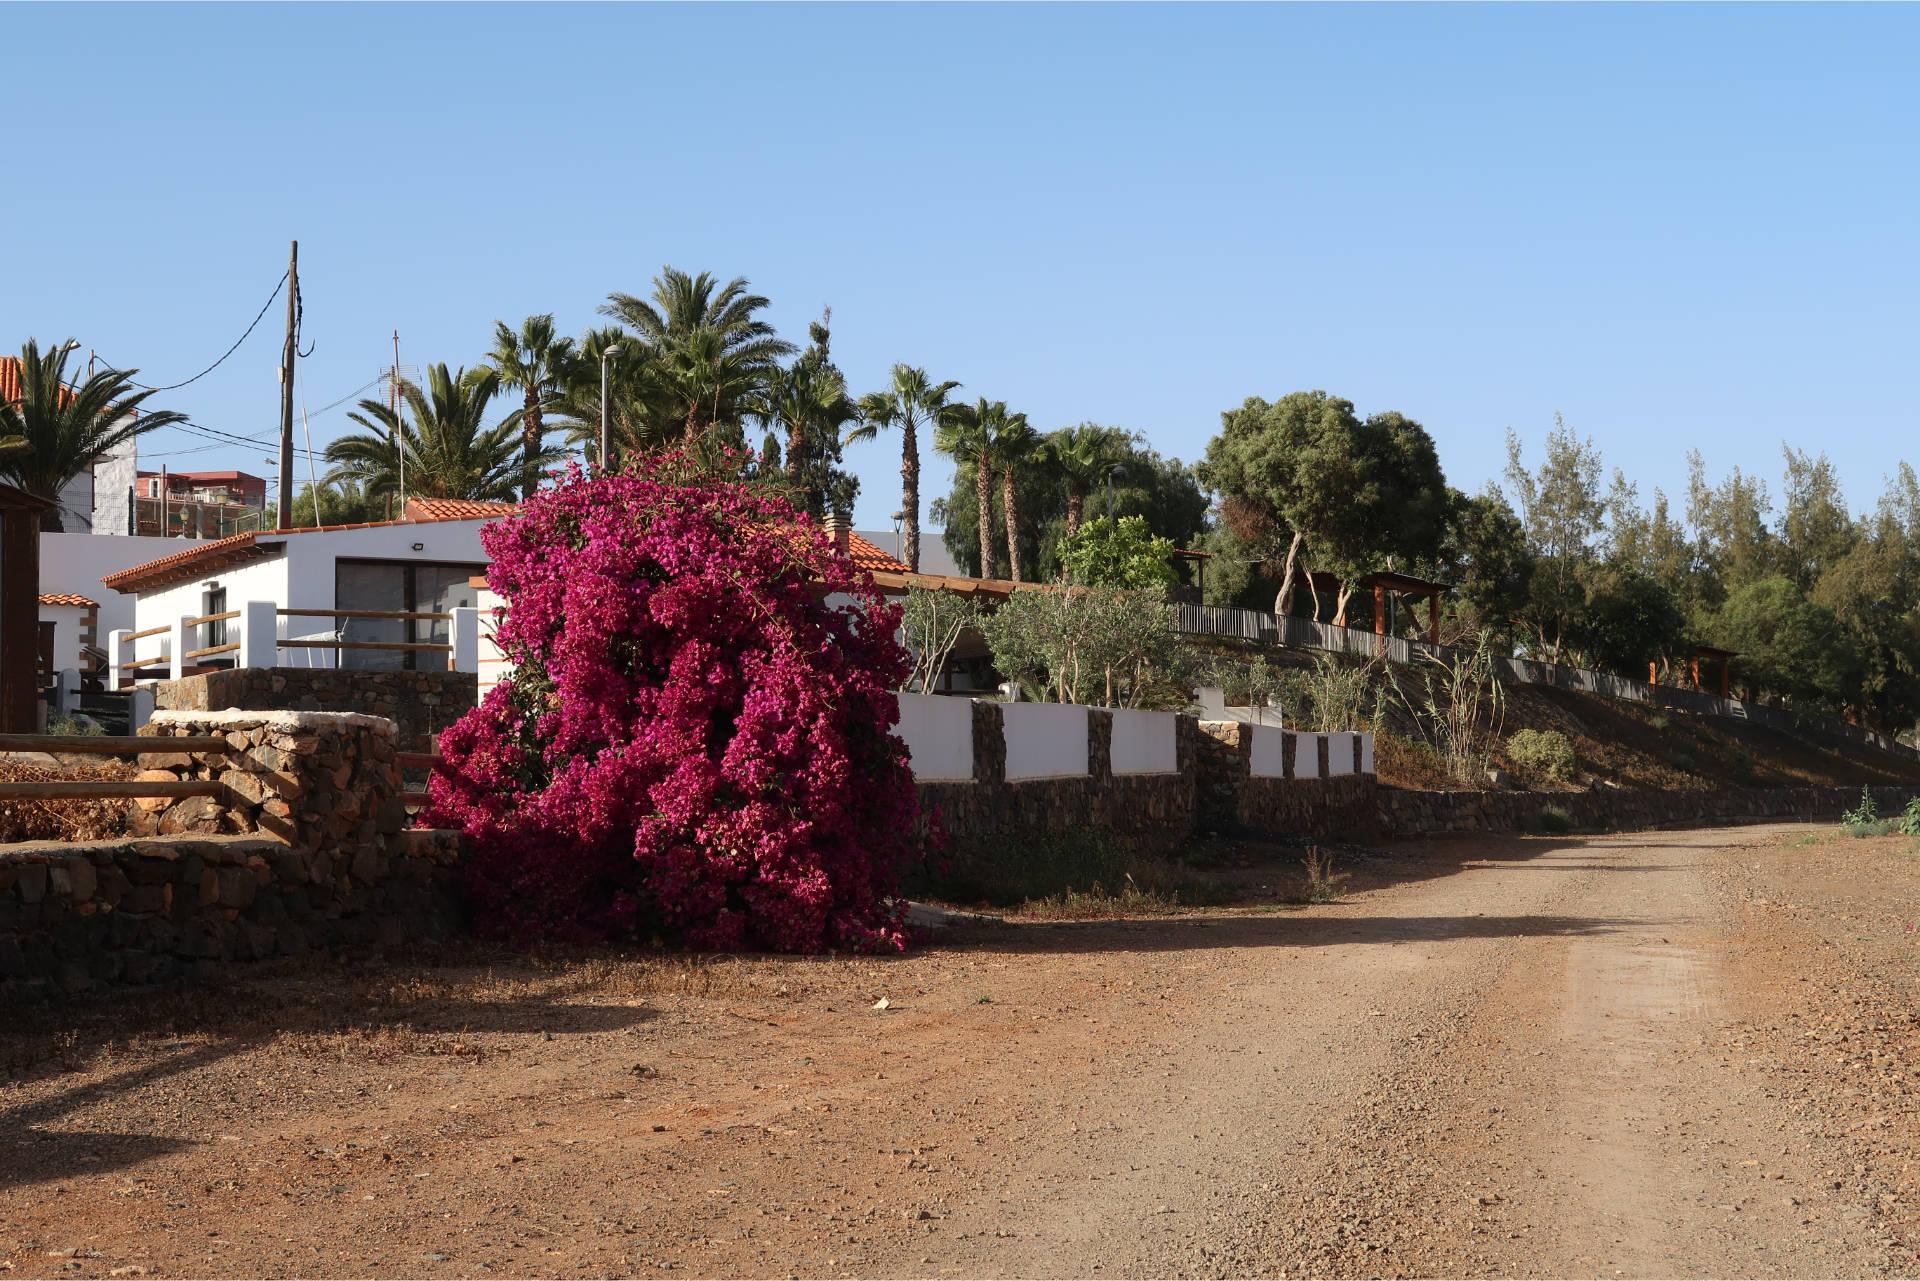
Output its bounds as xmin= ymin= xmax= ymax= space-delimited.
xmin=334 ymin=558 xmax=485 ymax=671
xmin=203 ymin=584 xmax=227 ymax=651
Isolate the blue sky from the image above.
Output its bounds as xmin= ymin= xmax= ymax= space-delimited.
xmin=8 ymin=3 xmax=1917 ymax=532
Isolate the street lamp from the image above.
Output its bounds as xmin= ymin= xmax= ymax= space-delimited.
xmin=891 ymin=510 xmax=905 ymax=558
xmin=599 ymin=346 xmax=625 ymax=472
xmin=1106 ymin=465 xmax=1128 ymax=522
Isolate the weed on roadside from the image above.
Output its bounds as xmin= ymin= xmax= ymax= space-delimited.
xmin=1302 ymin=846 xmax=1351 ymax=904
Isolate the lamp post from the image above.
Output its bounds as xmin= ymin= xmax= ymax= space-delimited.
xmin=1106 ymin=465 xmax=1127 ymax=522
xmin=598 ymin=346 xmax=624 ymax=472
xmin=891 ymin=510 xmax=905 ymax=561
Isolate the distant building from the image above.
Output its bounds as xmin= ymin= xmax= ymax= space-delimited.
xmin=131 ymin=469 xmax=268 ymax=537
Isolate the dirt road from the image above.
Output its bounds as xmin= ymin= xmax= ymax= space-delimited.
xmin=2 ymin=823 xmax=1916 ymax=1279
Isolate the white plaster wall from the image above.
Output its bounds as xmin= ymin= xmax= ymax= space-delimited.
xmin=129 ymin=556 xmax=289 ymax=674
xmin=895 ymin=693 xmax=974 ymax=782
xmin=1291 ymin=731 xmax=1325 ymax=780
xmin=42 ymin=533 xmax=185 ymax=637
xmin=476 ymin=584 xmax=510 ymax=698
xmin=1360 ymin=734 xmax=1375 ymax=775
xmin=1001 ymin=702 xmax=1088 ymax=780
xmin=1109 ymin=707 xmax=1177 ymax=775
xmin=38 ymin=604 xmax=89 ymax=672
xmin=55 ymin=469 xmax=93 ymax=534
xmin=91 ymin=439 xmax=138 ymax=535
xmin=1249 ymin=725 xmax=1289 ymax=778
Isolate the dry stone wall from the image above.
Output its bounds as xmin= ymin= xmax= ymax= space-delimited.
xmin=1378 ymin=783 xmax=1920 ymax=836
xmin=0 ymin=710 xmax=464 ymax=1002
xmin=152 ymin=668 xmax=477 ymax=755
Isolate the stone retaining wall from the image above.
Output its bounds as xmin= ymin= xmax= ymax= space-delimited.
xmin=1377 ymin=783 xmax=1920 ymax=835
xmin=1194 ymin=721 xmax=1380 ymax=839
xmin=152 ymin=668 xmax=477 ymax=755
xmin=918 ymin=703 xmax=1201 ymax=856
xmin=0 ymin=709 xmax=465 ymax=1002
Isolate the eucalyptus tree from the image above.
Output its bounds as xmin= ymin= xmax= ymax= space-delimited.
xmin=327 ymin=363 xmax=560 ymax=503
xmin=487 ymin=315 xmax=578 ymax=499
xmin=1045 ymin=422 xmax=1133 ymax=537
xmin=850 ymin=364 xmax=961 ymax=573
xmin=600 ymin=268 xmax=793 ymax=443
xmin=0 ymin=338 xmax=186 ymax=531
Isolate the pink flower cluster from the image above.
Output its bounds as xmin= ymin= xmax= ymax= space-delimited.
xmin=423 ymin=459 xmax=920 ymax=953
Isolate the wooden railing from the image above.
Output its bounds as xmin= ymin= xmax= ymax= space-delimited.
xmin=0 ymin=733 xmax=230 ymax=802
xmin=276 ymin=608 xmax=455 ymax=658
xmin=108 ymin=603 xmax=480 ymax=687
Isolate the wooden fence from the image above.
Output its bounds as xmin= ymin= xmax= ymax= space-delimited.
xmin=0 ymin=732 xmax=231 ymax=803
xmin=106 ymin=604 xmax=481 ymax=690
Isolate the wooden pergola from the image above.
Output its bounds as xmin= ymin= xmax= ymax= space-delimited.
xmin=1304 ymin=569 xmax=1453 ymax=645
xmin=1690 ymin=644 xmax=1736 ymax=698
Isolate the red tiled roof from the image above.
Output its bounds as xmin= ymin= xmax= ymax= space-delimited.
xmin=403 ymin=496 xmax=522 ymax=521
xmin=38 ymin=593 xmax=99 ymax=608
xmin=0 ymin=356 xmax=76 ymax=408
xmin=845 ymin=532 xmax=909 ymax=575
xmin=100 ymin=511 xmax=511 ymax=595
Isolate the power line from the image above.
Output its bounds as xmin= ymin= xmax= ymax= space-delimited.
xmin=92 ymin=268 xmax=289 ymax=392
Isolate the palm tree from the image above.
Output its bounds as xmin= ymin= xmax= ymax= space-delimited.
xmin=751 ymin=313 xmax=859 ymax=515
xmin=600 ymin=269 xmax=794 ymax=443
xmin=987 ymin=407 xmax=1041 ymax=581
xmin=934 ymin=399 xmax=1004 ymax=579
xmin=326 ymin=363 xmax=557 ymax=505
xmin=487 ymin=315 xmax=577 ymax=500
xmin=1045 ymin=422 xmax=1134 ymax=537
xmin=850 ymin=365 xmax=961 ymax=574
xmin=0 ymin=339 xmax=186 ymax=531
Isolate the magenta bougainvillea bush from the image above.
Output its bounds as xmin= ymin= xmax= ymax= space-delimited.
xmin=422 ymin=459 xmax=920 ymax=953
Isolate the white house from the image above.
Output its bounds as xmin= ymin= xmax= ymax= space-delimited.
xmin=100 ymin=498 xmax=514 ymax=681
xmin=37 ymin=593 xmax=100 ymax=679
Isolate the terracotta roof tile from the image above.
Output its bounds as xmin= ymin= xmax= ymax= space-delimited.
xmin=845 ymin=532 xmax=908 ymax=575
xmin=403 ymin=496 xmax=522 ymax=521
xmin=38 ymin=592 xmax=99 ymax=608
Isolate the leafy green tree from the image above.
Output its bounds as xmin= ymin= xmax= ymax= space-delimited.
xmin=290 ymin=478 xmax=379 ymax=527
xmin=1708 ymin=577 xmax=1862 ymax=708
xmin=487 ymin=315 xmax=578 ymax=500
xmin=0 ymin=339 xmax=186 ymax=531
xmin=1687 ymin=449 xmax=1776 ymax=599
xmin=751 ymin=312 xmax=860 ymax=518
xmin=1437 ymin=487 xmax=1534 ymax=643
xmin=1200 ymin=391 xmax=1448 ymax=623
xmin=1503 ymin=416 xmax=1606 ymax=661
xmin=1058 ymin=515 xmax=1178 ymax=590
xmin=1777 ymin=446 xmax=1857 ymax=593
xmin=1810 ymin=523 xmax=1920 ymax=731
xmin=327 ymin=364 xmax=556 ymax=502
xmin=1566 ymin=561 xmax=1687 ymax=676
xmin=1044 ymin=423 xmax=1132 ymax=537
xmin=979 ymin=586 xmax=1180 ymax=707
xmin=599 ymin=268 xmax=794 ymax=444
xmin=850 ymin=365 xmax=961 ymax=574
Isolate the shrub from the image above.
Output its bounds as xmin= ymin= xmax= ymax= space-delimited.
xmin=423 ymin=457 xmax=921 ymax=954
xmin=1507 ymin=728 xmax=1578 ymax=780
xmin=1901 ymin=797 xmax=1920 ymax=837
xmin=1842 ymin=786 xmax=1878 ymax=828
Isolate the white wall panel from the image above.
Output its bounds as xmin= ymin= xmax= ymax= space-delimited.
xmin=895 ymin=693 xmax=975 ymax=782
xmin=1109 ymin=708 xmax=1178 ymax=775
xmin=1250 ymin=725 xmax=1289 ymax=779
xmin=1002 ymin=702 xmax=1088 ymax=780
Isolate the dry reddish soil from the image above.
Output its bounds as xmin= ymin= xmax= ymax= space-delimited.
xmin=2 ymin=822 xmax=1917 ymax=1279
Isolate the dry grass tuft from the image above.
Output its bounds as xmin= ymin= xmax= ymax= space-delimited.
xmin=0 ymin=759 xmax=137 ymax=842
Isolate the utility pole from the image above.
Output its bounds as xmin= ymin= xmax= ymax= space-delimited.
xmin=276 ymin=240 xmax=298 ymax=530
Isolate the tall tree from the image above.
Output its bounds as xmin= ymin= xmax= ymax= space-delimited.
xmin=932 ymin=398 xmax=1005 ymax=579
xmin=1503 ymin=416 xmax=1607 ymax=660
xmin=487 ymin=315 xmax=577 ymax=500
xmin=991 ymin=410 xmax=1041 ymax=582
xmin=1777 ymin=445 xmax=1857 ymax=593
xmin=1686 ymin=449 xmax=1775 ymax=598
xmin=1044 ymin=423 xmax=1133 ymax=537
xmin=0 ymin=339 xmax=186 ymax=531
xmin=600 ymin=268 xmax=794 ymax=443
xmin=327 ymin=364 xmax=558 ymax=503
xmin=1200 ymin=391 xmax=1448 ymax=623
xmin=850 ymin=364 xmax=960 ymax=574
xmin=751 ymin=311 xmax=860 ymax=518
